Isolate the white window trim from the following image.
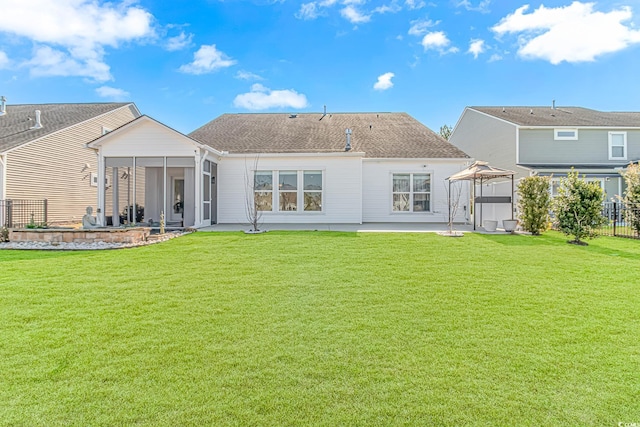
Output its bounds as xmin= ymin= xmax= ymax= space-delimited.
xmin=608 ymin=131 xmax=627 ymax=160
xmin=550 ymin=177 xmax=604 ymax=197
xmin=391 ymin=172 xmax=432 ymax=213
xmin=256 ymin=170 xmax=324 ymax=213
xmin=554 ymin=128 xmax=578 ymax=140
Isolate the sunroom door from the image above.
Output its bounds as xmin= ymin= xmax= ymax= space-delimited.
xmin=202 ymin=160 xmax=212 ymax=226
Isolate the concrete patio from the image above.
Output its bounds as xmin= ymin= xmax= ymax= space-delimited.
xmin=199 ymin=223 xmax=478 ymax=233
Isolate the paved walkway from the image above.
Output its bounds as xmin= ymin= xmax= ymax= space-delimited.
xmin=199 ymin=223 xmax=478 ymax=233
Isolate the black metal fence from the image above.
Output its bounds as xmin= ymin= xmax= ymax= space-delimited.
xmin=0 ymin=199 xmax=48 ymax=228
xmin=600 ymin=201 xmax=640 ymax=239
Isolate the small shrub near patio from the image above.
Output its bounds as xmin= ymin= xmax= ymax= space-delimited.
xmin=620 ymin=162 xmax=640 ymax=234
xmin=517 ymin=175 xmax=551 ymax=235
xmin=553 ymin=170 xmax=606 ymax=245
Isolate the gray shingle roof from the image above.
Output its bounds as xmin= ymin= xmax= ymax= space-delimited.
xmin=0 ymin=103 xmax=133 ymax=152
xmin=189 ymin=112 xmax=469 ymax=159
xmin=471 ymin=106 xmax=640 ymax=127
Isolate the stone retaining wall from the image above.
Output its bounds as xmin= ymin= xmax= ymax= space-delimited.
xmin=9 ymin=228 xmax=151 ymax=244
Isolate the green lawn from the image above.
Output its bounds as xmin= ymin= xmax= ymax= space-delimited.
xmin=1 ymin=231 xmax=639 ymax=426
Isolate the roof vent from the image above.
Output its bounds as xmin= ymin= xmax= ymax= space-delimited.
xmin=529 ymin=109 xmax=534 ymax=115
xmin=289 ymin=114 xmax=297 ymax=119
xmin=0 ymin=96 xmax=6 ymax=116
xmin=345 ymin=128 xmax=352 ymax=151
xmin=320 ymin=105 xmax=327 ymax=121
xmin=502 ymin=107 xmax=506 ymax=113
xmin=552 ymin=99 xmax=556 ymax=110
xmin=30 ymin=110 xmax=43 ymax=129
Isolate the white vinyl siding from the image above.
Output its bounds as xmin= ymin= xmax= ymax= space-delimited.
xmin=218 ymin=155 xmax=361 ymax=224
xmin=609 ymin=131 xmax=627 ymax=160
xmin=554 ymin=129 xmax=578 ymax=140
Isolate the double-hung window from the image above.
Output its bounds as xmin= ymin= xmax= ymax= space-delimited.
xmin=609 ymin=132 xmax=627 ymax=160
xmin=392 ymin=173 xmax=431 ymax=212
xmin=255 ymin=170 xmax=323 ymax=212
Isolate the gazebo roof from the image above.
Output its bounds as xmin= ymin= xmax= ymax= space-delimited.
xmin=447 ymin=161 xmax=515 ymax=181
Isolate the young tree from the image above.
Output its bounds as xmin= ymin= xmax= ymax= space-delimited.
xmin=444 ymin=180 xmax=464 ymax=235
xmin=620 ymin=162 xmax=640 ymax=235
xmin=517 ymin=175 xmax=551 ymax=235
xmin=439 ymin=124 xmax=453 ymax=140
xmin=553 ymin=170 xmax=606 ymax=245
xmin=244 ymin=156 xmax=263 ymax=233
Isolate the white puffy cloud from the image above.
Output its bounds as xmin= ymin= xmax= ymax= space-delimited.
xmin=235 ymin=70 xmax=264 ymax=81
xmin=421 ymin=31 xmax=458 ymax=53
xmin=492 ymin=2 xmax=640 ymax=64
xmin=26 ymin=46 xmax=112 ymax=81
xmin=96 ymin=85 xmax=130 ymax=100
xmin=405 ymin=0 xmax=426 ymax=10
xmin=468 ymin=39 xmax=485 ymax=58
xmin=179 ymin=45 xmax=237 ymax=75
xmin=340 ymin=5 xmax=371 ymax=23
xmin=234 ymin=84 xmax=309 ymax=110
xmin=165 ymin=32 xmax=193 ymax=51
xmin=0 ymin=0 xmax=154 ymax=81
xmin=0 ymin=51 xmax=9 ymax=69
xmin=408 ymin=18 xmax=437 ymax=36
xmin=296 ymin=2 xmax=321 ymax=20
xmin=373 ymin=2 xmax=402 ymax=14
xmin=373 ymin=72 xmax=395 ymax=90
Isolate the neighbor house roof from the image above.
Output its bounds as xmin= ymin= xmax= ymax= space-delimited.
xmin=0 ymin=103 xmax=136 ymax=152
xmin=470 ymin=106 xmax=640 ymax=127
xmin=189 ymin=112 xmax=470 ymax=159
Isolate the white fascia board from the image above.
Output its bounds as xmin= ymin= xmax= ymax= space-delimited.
xmin=520 ymin=125 xmax=640 ymax=130
xmin=5 ymin=103 xmax=137 ymax=155
xmin=363 ymin=157 xmax=470 ymax=163
xmin=465 ymin=108 xmax=519 ymax=127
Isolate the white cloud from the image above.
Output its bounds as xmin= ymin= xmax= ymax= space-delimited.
xmin=179 ymin=44 xmax=237 ymax=74
xmin=457 ymin=0 xmax=490 ymax=13
xmin=0 ymin=51 xmax=9 ymax=69
xmin=235 ymin=70 xmax=263 ymax=80
xmin=488 ymin=53 xmax=502 ymax=62
xmin=373 ymin=72 xmax=395 ymax=90
xmin=165 ymin=32 xmax=193 ymax=51
xmin=96 ymin=85 xmax=130 ymax=100
xmin=296 ymin=2 xmax=321 ymax=20
xmin=340 ymin=5 xmax=371 ymax=23
xmin=234 ymin=84 xmax=309 ymax=110
xmin=0 ymin=0 xmax=154 ymax=82
xmin=421 ymin=31 xmax=458 ymax=53
xmin=408 ymin=18 xmax=437 ymax=36
xmin=405 ymin=0 xmax=426 ymax=10
xmin=373 ymin=2 xmax=402 ymax=14
xmin=468 ymin=39 xmax=485 ymax=58
xmin=26 ymin=46 xmax=112 ymax=81
xmin=492 ymin=2 xmax=640 ymax=64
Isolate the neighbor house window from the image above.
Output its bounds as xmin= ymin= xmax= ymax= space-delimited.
xmin=392 ymin=173 xmax=431 ymax=212
xmin=254 ymin=171 xmax=273 ymax=211
xmin=609 ymin=132 xmax=627 ymax=160
xmin=303 ymin=171 xmax=322 ymax=211
xmin=554 ymin=129 xmax=578 ymax=140
xmin=550 ymin=177 xmax=603 ymax=197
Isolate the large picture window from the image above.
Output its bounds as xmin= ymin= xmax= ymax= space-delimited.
xmin=254 ymin=170 xmax=323 ymax=212
xmin=392 ymin=173 xmax=431 ymax=212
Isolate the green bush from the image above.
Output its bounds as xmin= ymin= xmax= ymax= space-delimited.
xmin=517 ymin=175 xmax=551 ymax=235
xmin=553 ymin=170 xmax=606 ymax=245
xmin=620 ymin=162 xmax=640 ymax=235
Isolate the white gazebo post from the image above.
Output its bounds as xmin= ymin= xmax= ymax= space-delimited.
xmin=97 ymin=150 xmax=106 ymax=226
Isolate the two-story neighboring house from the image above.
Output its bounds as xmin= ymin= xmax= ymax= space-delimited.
xmin=0 ymin=99 xmax=140 ymax=225
xmin=449 ymin=105 xmax=640 ymax=200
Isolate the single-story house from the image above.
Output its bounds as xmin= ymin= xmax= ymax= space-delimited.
xmin=88 ymin=112 xmax=472 ymax=227
xmin=0 ymin=99 xmax=140 ymax=225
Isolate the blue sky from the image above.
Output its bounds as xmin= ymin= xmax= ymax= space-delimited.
xmin=1 ymin=0 xmax=640 ymax=134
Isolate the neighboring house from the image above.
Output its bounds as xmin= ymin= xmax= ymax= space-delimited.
xmin=89 ymin=112 xmax=471 ymax=227
xmin=0 ymin=99 xmax=140 ymax=225
xmin=450 ymin=105 xmax=640 ymax=200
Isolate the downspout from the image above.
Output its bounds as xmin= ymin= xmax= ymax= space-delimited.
xmin=0 ymin=154 xmax=6 ymax=201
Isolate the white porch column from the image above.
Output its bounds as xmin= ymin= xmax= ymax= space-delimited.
xmin=194 ymin=152 xmax=202 ymax=227
xmin=112 ymin=167 xmax=119 ymax=226
xmin=97 ymin=150 xmax=106 ymax=226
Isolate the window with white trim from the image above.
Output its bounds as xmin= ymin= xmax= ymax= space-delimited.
xmin=392 ymin=173 xmax=431 ymax=212
xmin=254 ymin=170 xmax=323 ymax=212
xmin=554 ymin=129 xmax=578 ymax=140
xmin=608 ymin=131 xmax=627 ymax=160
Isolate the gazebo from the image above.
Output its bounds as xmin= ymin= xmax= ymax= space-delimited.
xmin=447 ymin=161 xmax=516 ymax=230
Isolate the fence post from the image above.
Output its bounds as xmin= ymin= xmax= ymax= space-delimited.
xmin=613 ymin=202 xmax=617 ymax=237
xmin=43 ymin=199 xmax=48 ymax=225
xmin=6 ymin=199 xmax=12 ymax=228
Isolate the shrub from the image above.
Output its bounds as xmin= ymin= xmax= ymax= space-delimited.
xmin=517 ymin=175 xmax=551 ymax=235
xmin=0 ymin=226 xmax=8 ymax=242
xmin=620 ymin=162 xmax=640 ymax=235
xmin=553 ymin=170 xmax=606 ymax=245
